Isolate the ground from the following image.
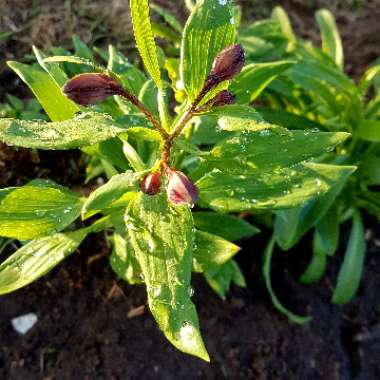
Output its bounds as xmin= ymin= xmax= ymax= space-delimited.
xmin=1 ymin=1 xmax=380 ymax=379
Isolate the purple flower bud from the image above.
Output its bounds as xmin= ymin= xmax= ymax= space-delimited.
xmin=209 ymin=90 xmax=236 ymax=108
xmin=166 ymin=168 xmax=199 ymax=206
xmin=62 ymin=73 xmax=123 ymax=106
xmin=140 ymin=172 xmax=161 ymax=196
xmin=207 ymin=44 xmax=245 ymax=85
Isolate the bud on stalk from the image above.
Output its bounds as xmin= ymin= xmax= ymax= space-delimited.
xmin=203 ymin=90 xmax=236 ymax=111
xmin=166 ymin=168 xmax=198 ymax=206
xmin=204 ymin=44 xmax=245 ymax=89
xmin=62 ymin=73 xmax=123 ymax=106
xmin=140 ymin=172 xmax=161 ymax=196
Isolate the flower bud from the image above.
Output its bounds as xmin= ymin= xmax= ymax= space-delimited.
xmin=209 ymin=90 xmax=236 ymax=108
xmin=166 ymin=168 xmax=198 ymax=206
xmin=140 ymin=172 xmax=161 ymax=196
xmin=208 ymin=44 xmax=245 ymax=84
xmin=62 ymin=73 xmax=123 ymax=106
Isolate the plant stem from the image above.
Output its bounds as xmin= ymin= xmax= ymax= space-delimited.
xmin=118 ymin=89 xmax=169 ymax=139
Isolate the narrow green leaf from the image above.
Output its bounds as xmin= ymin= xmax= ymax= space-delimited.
xmin=316 ymin=9 xmax=344 ymax=69
xmin=7 ymin=61 xmax=79 ymax=121
xmin=151 ymin=3 xmax=182 ymax=33
xmin=196 ymin=130 xmax=350 ymax=176
xmin=271 ymin=6 xmax=296 ymax=44
xmin=192 ymin=230 xmax=240 ymax=272
xmin=263 ymin=237 xmax=311 ymax=324
xmin=181 ymin=0 xmax=236 ymax=100
xmin=33 ymin=46 xmax=69 ymax=87
xmin=197 ymin=163 xmax=355 ymax=213
xmin=204 ymin=259 xmax=246 ymax=300
xmin=231 ymin=61 xmax=295 ymax=103
xmin=130 ymin=0 xmax=163 ymax=88
xmin=0 ymin=180 xmax=82 ymax=240
xmin=207 ymin=104 xmax=287 ymax=133
xmin=274 ymin=166 xmax=352 ymax=250
xmin=0 ymin=229 xmax=87 ymax=295
xmin=299 ymin=231 xmax=327 ymax=284
xmin=125 ymin=193 xmax=209 ymax=361
xmin=72 ymin=34 xmax=95 ymax=61
xmin=332 ymin=211 xmax=366 ymax=305
xmin=82 ymin=171 xmax=140 ymax=219
xmin=193 ymin=211 xmax=259 ymax=241
xmin=0 ymin=113 xmax=140 ymax=150
xmin=43 ymin=55 xmax=104 ymax=72
xmin=110 ymin=213 xmax=142 ymax=285
xmin=357 ymin=119 xmax=380 ymax=142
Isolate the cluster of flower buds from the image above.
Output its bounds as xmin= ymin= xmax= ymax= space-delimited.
xmin=140 ymin=169 xmax=198 ymax=206
xmin=62 ymin=73 xmax=124 ymax=106
xmin=204 ymin=44 xmax=245 ymax=90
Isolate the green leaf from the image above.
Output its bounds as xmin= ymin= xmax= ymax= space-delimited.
xmin=130 ymin=0 xmax=163 ymax=88
xmin=204 ymin=259 xmax=246 ymax=300
xmin=0 ymin=229 xmax=87 ymax=295
xmin=72 ymin=34 xmax=95 ymax=61
xmin=332 ymin=211 xmax=366 ymax=305
xmin=271 ymin=6 xmax=296 ymax=44
xmin=82 ymin=171 xmax=140 ymax=219
xmin=314 ymin=205 xmax=340 ymax=256
xmin=151 ymin=3 xmax=182 ymax=33
xmin=231 ymin=61 xmax=295 ymax=103
xmin=32 ymin=46 xmax=69 ymax=87
xmin=207 ymin=104 xmax=287 ymax=133
xmin=0 ymin=179 xmax=82 ymax=240
xmin=7 ymin=61 xmax=79 ymax=121
xmin=316 ymin=9 xmax=344 ymax=69
xmin=181 ymin=0 xmax=236 ymax=101
xmin=195 ymin=130 xmax=350 ymax=176
xmin=192 ymin=230 xmax=240 ymax=272
xmin=0 ymin=113 xmax=138 ymax=150
xmin=263 ymin=237 xmax=311 ymax=324
xmin=109 ymin=213 xmax=142 ymax=285
xmin=197 ymin=162 xmax=355 ymax=213
xmin=274 ymin=166 xmax=352 ymax=250
xmin=43 ymin=55 xmax=104 ymax=72
xmin=193 ymin=211 xmax=259 ymax=241
xmin=255 ymin=107 xmax=325 ymax=131
xmin=299 ymin=231 xmax=327 ymax=284
xmin=357 ymin=119 xmax=380 ymax=142
xmin=125 ymin=192 xmax=209 ymax=361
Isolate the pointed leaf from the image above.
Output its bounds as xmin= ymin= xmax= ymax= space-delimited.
xmin=263 ymin=237 xmax=311 ymax=324
xmin=192 ymin=230 xmax=240 ymax=272
xmin=197 ymin=163 xmax=355 ymax=213
xmin=231 ymin=61 xmax=295 ymax=103
xmin=0 ymin=113 xmax=144 ymax=150
xmin=130 ymin=0 xmax=163 ymax=88
xmin=125 ymin=193 xmax=209 ymax=361
xmin=332 ymin=211 xmax=366 ymax=305
xmin=0 ymin=230 xmax=87 ymax=295
xmin=193 ymin=211 xmax=259 ymax=241
xmin=0 ymin=180 xmax=82 ymax=240
xmin=181 ymin=0 xmax=236 ymax=100
xmin=82 ymin=171 xmax=141 ymax=219
xmin=7 ymin=61 xmax=79 ymax=121
xmin=316 ymin=9 xmax=344 ymax=69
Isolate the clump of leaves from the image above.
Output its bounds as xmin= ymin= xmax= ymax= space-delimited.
xmin=0 ymin=1 xmax=355 ymax=360
xmin=236 ymin=6 xmax=380 ymax=308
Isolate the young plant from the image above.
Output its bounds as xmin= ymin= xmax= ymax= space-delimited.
xmin=236 ymin=6 xmax=380 ymax=309
xmin=0 ymin=1 xmax=355 ymax=360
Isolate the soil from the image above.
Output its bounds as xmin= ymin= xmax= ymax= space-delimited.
xmin=1 ymin=1 xmax=380 ymax=379
xmin=0 ymin=226 xmax=380 ymax=380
